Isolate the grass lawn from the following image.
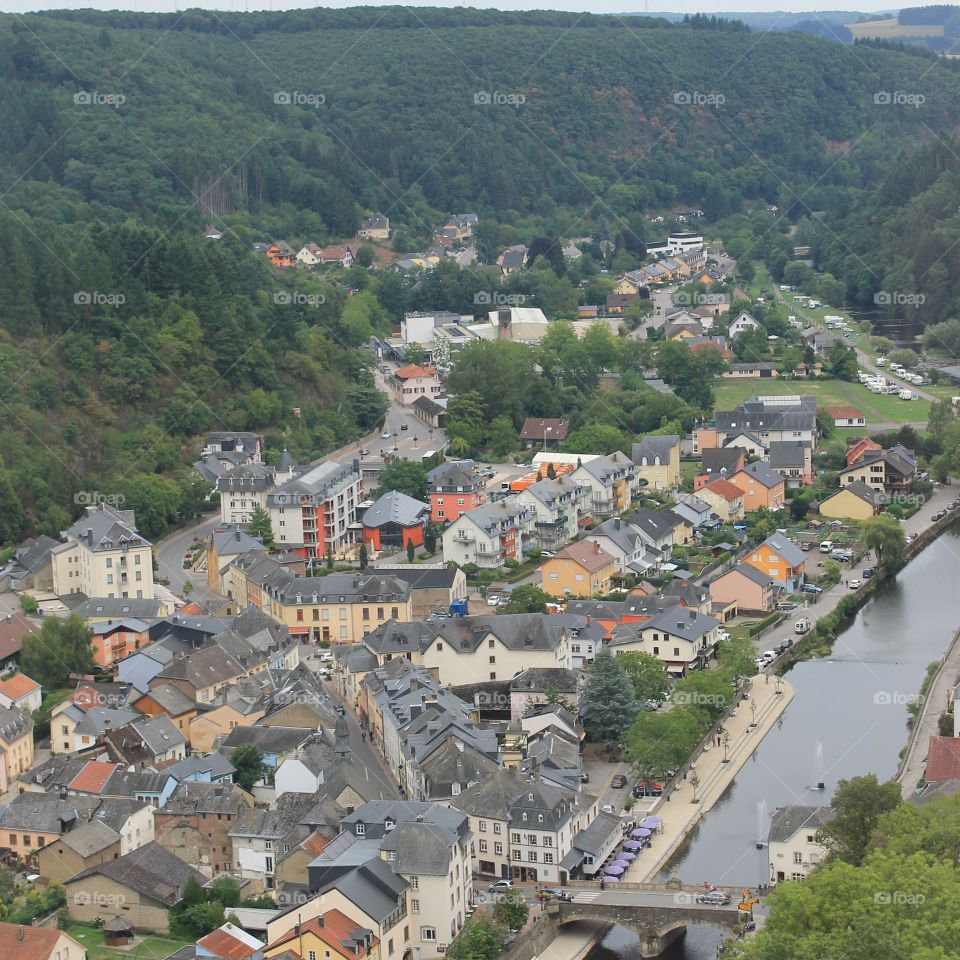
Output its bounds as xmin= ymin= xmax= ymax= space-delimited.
xmin=680 ymin=460 xmax=700 ymax=491
xmin=712 ymin=377 xmax=931 ymax=425
xmin=64 ymin=923 xmax=191 ymax=960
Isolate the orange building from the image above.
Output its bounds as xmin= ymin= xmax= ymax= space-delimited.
xmin=541 ymin=541 xmax=615 ymax=598
xmin=429 ymin=462 xmax=486 ymax=524
xmin=266 ymin=241 xmax=296 ymax=268
xmin=90 ymin=618 xmax=152 ymax=669
xmin=730 ymin=462 xmax=786 ymax=512
xmin=742 ymin=533 xmax=806 ymax=591
xmin=360 ymin=491 xmax=429 ymax=552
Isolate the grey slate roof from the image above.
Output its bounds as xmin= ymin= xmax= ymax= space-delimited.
xmin=715 ymin=563 xmax=778 ymax=588
xmin=59 ymin=817 xmax=120 ymax=857
xmin=630 ymin=604 xmax=720 ymax=643
xmin=15 ymin=535 xmax=59 ymax=572
xmin=740 ymin=460 xmax=784 ymax=488
xmin=768 ymin=804 xmax=834 ymax=843
xmin=701 ymin=448 xmax=743 ymax=475
xmin=832 ymin=480 xmax=886 ymax=507
xmin=631 ymin=435 xmax=679 ymax=465
xmin=222 ymin=724 xmax=313 ymax=757
xmin=62 ymin=503 xmax=151 ymax=550
xmin=509 ymin=667 xmax=578 ymax=695
xmin=166 ymin=751 xmax=236 ymax=782
xmin=210 ymin=527 xmax=266 ymax=557
xmin=0 ymin=792 xmax=99 ymax=833
xmin=768 ymin=441 xmax=809 ymax=468
xmin=216 ymin=461 xmax=277 ymax=494
xmin=73 ymin=598 xmax=167 ymax=620
xmin=763 ymin=532 xmax=805 ymax=567
xmin=74 ymin=707 xmax=139 ymax=738
xmin=0 ymin=705 xmax=33 ymax=743
xmin=311 ymin=856 xmax=409 ymax=924
xmin=433 ymin=613 xmax=566 ymax=655
xmin=362 ymin=491 xmax=430 ymax=529
xmin=571 ymin=811 xmax=622 ymax=856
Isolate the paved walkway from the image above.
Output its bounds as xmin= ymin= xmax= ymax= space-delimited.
xmin=537 ymin=921 xmax=609 ymax=960
xmin=628 ymin=673 xmax=795 ymax=882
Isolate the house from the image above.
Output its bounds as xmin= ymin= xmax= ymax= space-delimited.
xmin=743 ymin=533 xmax=806 ymax=592
xmin=723 ymin=362 xmax=778 ymax=379
xmin=373 ymin=565 xmax=467 ymax=619
xmin=819 ymin=481 xmax=886 ymax=521
xmin=628 ymin=507 xmax=681 ymax=559
xmin=217 ymin=462 xmax=281 ymax=526
xmin=631 ymin=435 xmax=681 ymax=491
xmin=361 ymin=491 xmax=430 ymax=552
xmin=709 ymin=563 xmax=780 ymax=614
xmin=570 ymin=452 xmax=635 ymax=519
xmin=695 ymin=447 xmax=745 ymax=488
xmin=671 ymin=495 xmax=718 ymax=530
xmin=428 ymin=462 xmax=486 ymax=524
xmin=520 ymin=418 xmax=570 ymax=450
xmin=509 ymin=668 xmax=580 ymax=721
xmin=390 ymin=365 xmax=443 ymax=406
xmin=610 ymin=606 xmax=721 ymax=675
xmin=845 ymin=436 xmax=882 ymax=468
xmin=450 ymin=767 xmax=598 ymax=884
xmin=699 ymin=478 xmax=745 ymax=522
xmin=266 ymin=241 xmax=296 ymax=268
xmin=665 ymin=318 xmax=704 ymax=340
xmin=731 ymin=461 xmax=786 ymax=512
xmin=66 ymin=841 xmax=206 ymax=933
xmin=541 ymin=541 xmax=615 ymax=598
xmin=606 ymin=292 xmax=641 ymax=313
xmin=0 ymin=705 xmax=34 ymax=789
xmin=198 ymin=923 xmax=265 ymax=960
xmin=103 ymin=715 xmax=187 ymax=770
xmin=264 ymin=910 xmax=378 ymax=960
xmin=828 ymin=406 xmax=866 ymax=428
xmin=359 ymin=212 xmax=390 ymax=241
xmin=319 ymin=244 xmax=357 ymax=268
xmin=0 ymin=673 xmax=41 ymax=714
xmin=728 ymin=310 xmax=762 ymax=339
xmin=515 ymin=478 xmax=588 ymax=550
xmin=295 ymin=241 xmax=324 ymax=266
xmin=714 ymin=396 xmax=818 ymax=449
xmin=412 ymin=396 xmax=447 ymax=430
xmin=768 ymin=440 xmax=813 ymax=488
xmin=165 ymin=751 xmax=235 ymax=784
xmin=923 ymin=736 xmax=960 ymax=785
xmin=207 ymin=526 xmax=267 ymax=594
xmin=722 ymin=431 xmax=767 ymax=459
xmin=51 ymin=503 xmax=155 ymax=601
xmin=497 ymin=245 xmax=528 ymax=275
xmin=441 ymin=499 xmax=534 ymax=569
xmin=0 ymin=923 xmax=87 ymax=960
xmin=583 ymin=517 xmax=654 ymax=577
xmin=477 ymin=306 xmax=550 ymax=345
xmin=840 ymin=444 xmax=917 ymax=494
xmin=10 ymin=535 xmax=58 ymax=591
xmin=154 ymin=781 xmax=253 ymax=878
xmin=767 ymin=805 xmax=833 ymax=885
xmin=0 ymin=611 xmax=39 ymax=671
xmin=90 ymin=618 xmax=152 ymax=669
xmin=196 ymin=431 xmax=264 ymax=484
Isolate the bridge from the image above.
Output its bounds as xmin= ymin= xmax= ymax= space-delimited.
xmin=545 ymin=885 xmax=749 ymax=958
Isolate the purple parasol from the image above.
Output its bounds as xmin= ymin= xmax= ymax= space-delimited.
xmin=631 ymin=828 xmax=653 ymax=838
xmin=603 ymin=864 xmax=625 ymax=875
xmin=622 ymin=840 xmax=643 ymax=850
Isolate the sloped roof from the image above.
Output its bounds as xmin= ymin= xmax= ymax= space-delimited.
xmin=362 ymin=491 xmax=429 ymax=529
xmin=763 ymin=532 xmax=805 ymax=567
xmin=0 ymin=673 xmax=40 ymax=701
xmin=703 ymin=478 xmax=744 ymax=502
xmin=520 ymin=418 xmax=570 ymax=441
xmin=551 ymin=540 xmax=614 ymax=572
xmin=738 ymin=461 xmax=784 ymax=489
xmin=924 ymin=737 xmax=960 ymax=782
xmin=768 ymin=804 xmax=833 ymax=842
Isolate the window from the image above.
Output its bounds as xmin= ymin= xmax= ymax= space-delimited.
xmin=543 ymin=836 xmax=553 ymax=847
xmin=674 ymin=647 xmax=680 ymax=657
xmin=363 ymin=608 xmax=370 ymax=620
xmin=489 ymin=656 xmax=495 ymax=664
xmin=512 ymin=850 xmax=521 ymax=861
xmin=495 ymin=842 xmax=503 ymax=854
xmin=310 ymin=952 xmax=317 ymax=960
xmin=478 ymin=821 xmax=486 ymax=832
xmin=378 ymin=607 xmax=385 ymax=619
xmin=479 ymin=839 xmax=487 ymax=852
xmin=421 ymin=928 xmax=437 ymax=942
xmin=527 ymin=834 xmax=537 ymax=845
xmin=410 ymin=876 xmax=419 ymax=890
xmin=392 ymin=607 xmax=399 ymax=618
xmin=512 ymin=833 xmax=521 ymax=843
xmin=528 ymin=851 xmax=537 ymax=862
xmin=544 ymin=853 xmax=554 ymax=864
xmin=412 ymin=899 xmax=420 ymax=913
xmin=488 ymin=639 xmax=495 ymax=648
xmin=493 ymin=823 xmax=502 ymax=834
xmin=793 ymin=851 xmax=803 ymax=864
xmin=356 ymin=823 xmax=365 ymax=836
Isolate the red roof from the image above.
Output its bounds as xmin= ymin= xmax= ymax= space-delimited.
xmin=197 ymin=926 xmax=262 ymax=960
xmin=0 ymin=612 xmax=37 ymax=662
xmin=828 ymin=406 xmax=864 ymax=420
xmin=0 ymin=922 xmax=65 ymax=960
xmin=302 ymin=830 xmax=329 ymax=856
xmin=925 ymin=737 xmax=960 ymax=782
xmin=394 ymin=364 xmax=437 ymax=380
xmin=553 ymin=540 xmax=615 ymax=573
xmin=268 ymin=909 xmax=379 ymax=958
xmin=704 ymin=478 xmax=744 ymax=501
xmin=520 ymin=417 xmax=570 ymax=441
xmin=67 ymin=760 xmax=119 ymax=795
xmin=0 ymin=674 xmax=40 ymax=701
xmin=179 ymin=602 xmax=204 ymax=615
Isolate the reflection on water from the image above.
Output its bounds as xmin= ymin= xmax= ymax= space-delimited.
xmin=585 ymin=528 xmax=960 ymax=960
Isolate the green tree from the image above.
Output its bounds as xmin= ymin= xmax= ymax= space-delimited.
xmin=406 ymin=538 xmax=415 ymax=563
xmin=359 ymin=544 xmax=369 ymax=570
xmin=231 ymin=743 xmax=266 ymax=792
xmin=424 ymin=525 xmax=437 ymax=553
xmin=20 ymin=615 xmax=94 ymax=689
xmin=716 ymin=635 xmax=758 ymax=682
xmin=447 ymin=916 xmax=502 ymax=960
xmin=501 ymin=585 xmax=550 ymax=613
xmin=817 ymin=774 xmax=901 ymax=865
xmin=356 ymin=245 xmax=376 ymax=267
xmin=580 ymin=649 xmax=638 ymax=744
xmin=863 ymin=513 xmax=906 ymax=569
xmin=245 ymin=504 xmax=275 ymax=550
xmin=376 ymin=460 xmax=428 ymax=501
xmin=617 ymin=651 xmax=670 ymax=704
xmin=626 ymin=708 xmax=701 ymax=782
xmin=492 ymin=889 xmax=528 ymax=931
xmin=0 ymin=470 xmax=26 ymax=546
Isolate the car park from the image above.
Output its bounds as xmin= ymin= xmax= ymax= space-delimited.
xmin=611 ymin=774 xmax=627 ymax=788
xmin=849 ymin=579 xmax=862 ymax=589
xmin=696 ymin=890 xmax=732 ymax=905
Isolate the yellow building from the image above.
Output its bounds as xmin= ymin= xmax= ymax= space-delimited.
xmin=541 ymin=541 xmax=616 ymax=598
xmin=187 ymin=700 xmax=266 ymax=754
xmin=631 ymin=435 xmax=681 ymax=491
xmin=819 ymin=482 xmax=884 ymax=521
xmin=0 ymin=706 xmax=34 ymax=786
xmin=266 ymin=910 xmax=381 ymax=960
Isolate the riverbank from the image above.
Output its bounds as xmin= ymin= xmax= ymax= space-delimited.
xmin=628 ymin=673 xmax=795 ymax=882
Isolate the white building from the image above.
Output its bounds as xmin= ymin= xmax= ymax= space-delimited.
xmin=515 ymin=478 xmax=589 ymax=551
xmin=767 ymin=805 xmax=833 ymax=884
xmin=51 ymin=503 xmax=154 ymax=600
xmin=441 ymin=499 xmax=535 ymax=569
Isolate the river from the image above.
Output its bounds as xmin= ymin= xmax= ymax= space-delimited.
xmin=585 ymin=525 xmax=960 ymax=960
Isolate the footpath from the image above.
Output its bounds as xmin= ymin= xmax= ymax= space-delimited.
xmin=629 ymin=673 xmax=795 ymax=882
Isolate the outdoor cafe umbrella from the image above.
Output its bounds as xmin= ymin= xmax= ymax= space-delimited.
xmin=611 ymin=858 xmax=632 ymax=868
xmin=603 ymin=875 xmax=620 ymax=883
xmin=617 ymin=851 xmax=636 ymax=861
xmin=622 ymin=840 xmax=643 ymax=851
xmin=631 ymin=828 xmax=653 ymax=839
xmin=603 ymin=864 xmax=625 ymax=876
xmin=641 ymin=816 xmax=662 ymax=827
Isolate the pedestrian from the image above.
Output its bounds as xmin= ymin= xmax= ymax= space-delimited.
xmin=600 ymin=878 xmax=606 ymax=891
xmin=765 ymin=673 xmax=769 ymax=685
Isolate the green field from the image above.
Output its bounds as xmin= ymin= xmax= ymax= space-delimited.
xmin=713 ymin=377 xmax=931 ymax=425
xmin=64 ymin=924 xmax=191 ymax=960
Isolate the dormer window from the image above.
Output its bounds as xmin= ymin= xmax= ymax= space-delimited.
xmin=356 ymin=823 xmax=365 ymax=836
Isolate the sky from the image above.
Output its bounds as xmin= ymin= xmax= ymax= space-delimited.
xmin=0 ymin=1 xmax=901 ymax=16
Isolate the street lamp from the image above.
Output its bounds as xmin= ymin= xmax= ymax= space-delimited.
xmin=721 ymin=731 xmax=730 ymax=763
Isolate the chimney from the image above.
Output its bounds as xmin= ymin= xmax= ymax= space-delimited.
xmin=689 ymin=609 xmax=696 ymax=620
xmin=594 ymin=542 xmax=599 ymax=553
xmin=17 ymin=927 xmax=23 ymax=942
xmin=586 ymin=616 xmax=592 ymax=627
xmin=615 ymin=518 xmax=621 ymax=530
xmin=318 ymin=914 xmax=324 ymax=928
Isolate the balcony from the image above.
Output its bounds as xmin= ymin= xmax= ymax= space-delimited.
xmin=454 ymin=530 xmax=476 ymax=542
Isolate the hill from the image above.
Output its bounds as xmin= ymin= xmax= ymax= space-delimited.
xmin=2 ymin=8 xmax=960 ymax=542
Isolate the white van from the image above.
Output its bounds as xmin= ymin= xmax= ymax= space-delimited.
xmin=819 ymin=540 xmax=834 ymax=553
xmin=876 ymin=357 xmax=887 ymax=367
xmin=794 ymin=617 xmax=811 ymax=635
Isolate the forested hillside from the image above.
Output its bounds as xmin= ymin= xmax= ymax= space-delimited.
xmin=2 ymin=7 xmax=960 ymax=543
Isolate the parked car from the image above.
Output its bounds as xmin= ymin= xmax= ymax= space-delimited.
xmin=776 ymin=638 xmax=793 ymax=654
xmin=696 ymin=890 xmax=732 ymax=905
xmin=382 ymin=431 xmax=392 ymax=439
xmin=800 ymin=542 xmax=812 ymax=552
xmin=400 ymin=423 xmax=408 ymax=431
xmin=777 ymin=601 xmax=797 ymax=612
xmin=802 ymin=583 xmax=823 ymax=594
xmin=487 ymin=595 xmax=501 ymax=606
xmin=933 ymin=511 xmax=946 ymax=522
xmin=761 ymin=650 xmax=778 ymax=664
xmin=862 ymin=567 xmax=875 ymax=579
xmin=633 ymin=780 xmax=663 ymax=797
xmin=579 ymin=772 xmax=590 ymax=783
xmin=489 ymin=879 xmax=515 ymax=892
xmin=848 ymin=578 xmax=862 ymax=589
xmin=611 ymin=774 xmax=627 ymax=789
xmin=601 ymin=803 xmax=616 ymax=814
xmin=360 ymin=447 xmax=371 ymax=457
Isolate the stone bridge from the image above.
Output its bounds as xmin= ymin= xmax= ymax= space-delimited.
xmin=547 ymin=894 xmax=744 ymax=958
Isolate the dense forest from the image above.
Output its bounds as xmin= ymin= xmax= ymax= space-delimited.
xmin=3 ymin=8 xmax=960 ymax=541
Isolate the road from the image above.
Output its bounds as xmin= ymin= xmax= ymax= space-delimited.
xmin=154 ymin=512 xmax=222 ymax=601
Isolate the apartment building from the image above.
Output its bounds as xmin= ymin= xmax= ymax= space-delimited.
xmin=51 ymin=504 xmax=154 ymax=600
xmin=514 ymin=478 xmax=589 ymax=550
xmin=427 ymin=462 xmax=486 ymax=524
xmin=441 ymin=499 xmax=535 ymax=569
xmin=569 ymin=452 xmax=635 ymax=519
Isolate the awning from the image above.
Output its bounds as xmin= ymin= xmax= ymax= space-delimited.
xmin=559 ymin=849 xmax=584 ymax=871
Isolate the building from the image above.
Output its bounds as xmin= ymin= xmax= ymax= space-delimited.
xmin=768 ymin=441 xmax=813 ymax=488
xmin=714 ymin=396 xmax=818 ymax=450
xmin=427 ymin=462 xmax=486 ymax=525
xmin=696 ymin=447 xmax=744 ymax=487
xmin=767 ymin=805 xmax=833 ymax=884
xmin=819 ymin=481 xmax=886 ymax=521
xmin=266 ymin=241 xmax=296 ymax=268
xmin=66 ymin=841 xmax=206 ymax=933
xmin=845 ymin=437 xmax=882 ymax=468
xmin=515 ymin=478 xmax=588 ymax=551
xmin=373 ymin=566 xmax=468 ymax=619
xmin=450 ymin=768 xmax=597 ymax=884
xmin=631 ymin=435 xmax=681 ymax=491
xmin=728 ymin=310 xmax=761 ymax=339
xmin=266 ymin=460 xmax=363 ymax=559
xmin=827 ymin=406 xmax=866 ymax=428
xmin=0 ymin=706 xmax=34 ymax=788
xmin=743 ymin=533 xmax=806 ymax=592
xmin=583 ymin=517 xmax=657 ymax=577
xmin=0 ymin=673 xmax=41 ymax=714
xmin=569 ymin=453 xmax=635 ymax=520
xmin=731 ymin=461 xmax=786 ymax=512
xmin=359 ymin=212 xmax=390 ymax=241
xmin=390 ymin=365 xmax=443 ymax=407
xmin=217 ymin=462 xmax=282 ymax=525
xmin=265 ymin=910 xmax=379 ymax=960
xmin=51 ymin=504 xmax=155 ymax=600
xmin=840 ymin=444 xmax=916 ymax=495
xmin=0 ymin=923 xmax=87 ymax=960
xmin=90 ymin=618 xmax=152 ymax=669
xmin=361 ymin=492 xmax=430 ymax=553
xmin=708 ymin=563 xmax=779 ymax=614
xmin=441 ymin=499 xmax=534 ymax=569
xmin=699 ymin=478 xmax=745 ymax=522
xmin=609 ymin=606 xmax=722 ymax=675
xmin=103 ymin=715 xmax=187 ymax=770
xmin=319 ymin=244 xmax=358 ymax=268
xmin=0 ymin=612 xmax=39 ymax=672
xmin=540 ymin=541 xmax=615 ymax=598
xmin=520 ymin=418 xmax=570 ymax=450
